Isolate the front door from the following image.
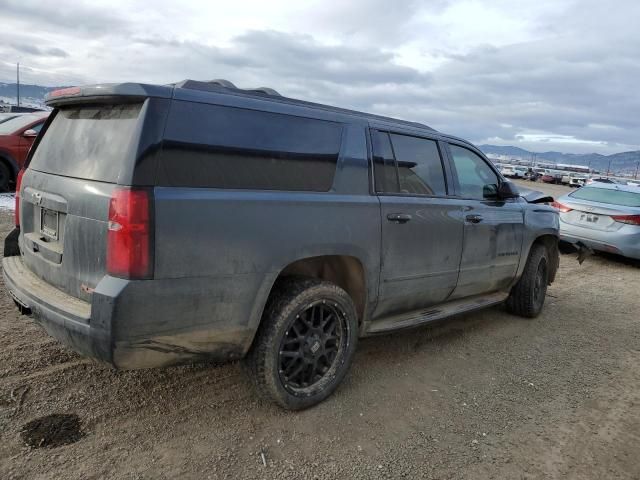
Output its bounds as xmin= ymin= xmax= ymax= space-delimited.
xmin=445 ymin=143 xmax=525 ymax=299
xmin=371 ymin=130 xmax=464 ymax=319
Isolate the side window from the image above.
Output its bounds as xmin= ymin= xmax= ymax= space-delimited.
xmin=372 ymin=130 xmax=398 ymax=193
xmin=449 ymin=144 xmax=499 ymax=200
xmin=389 ymin=134 xmax=446 ymax=196
xmin=30 ymin=122 xmax=43 ymax=133
xmin=159 ymin=101 xmax=343 ymax=191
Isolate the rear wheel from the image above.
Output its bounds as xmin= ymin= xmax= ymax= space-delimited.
xmin=0 ymin=162 xmax=11 ymax=193
xmin=244 ymin=278 xmax=358 ymax=410
xmin=506 ymin=244 xmax=549 ymax=318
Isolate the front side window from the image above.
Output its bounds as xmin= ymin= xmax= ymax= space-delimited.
xmin=449 ymin=144 xmax=499 ymax=200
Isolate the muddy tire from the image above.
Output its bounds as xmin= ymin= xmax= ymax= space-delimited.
xmin=244 ymin=277 xmax=358 ymax=410
xmin=506 ymin=244 xmax=549 ymax=318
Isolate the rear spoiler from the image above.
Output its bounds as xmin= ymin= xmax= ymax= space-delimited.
xmin=46 ymin=83 xmax=173 ymax=107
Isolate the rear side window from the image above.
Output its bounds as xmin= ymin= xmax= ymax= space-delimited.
xmin=390 ymin=134 xmax=446 ymax=196
xmin=372 ymin=130 xmax=447 ymax=196
xmin=158 ymin=102 xmax=343 ymax=191
xmin=372 ymin=131 xmax=398 ymax=193
xmin=569 ymin=187 xmax=640 ymax=207
xmin=29 ymin=104 xmax=142 ymax=183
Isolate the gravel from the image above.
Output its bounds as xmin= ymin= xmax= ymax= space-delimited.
xmin=0 ymin=183 xmax=638 ymax=479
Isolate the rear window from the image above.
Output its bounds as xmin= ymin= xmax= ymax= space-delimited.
xmin=158 ymin=101 xmax=343 ymax=191
xmin=29 ymin=104 xmax=142 ymax=183
xmin=569 ymin=186 xmax=640 ymax=207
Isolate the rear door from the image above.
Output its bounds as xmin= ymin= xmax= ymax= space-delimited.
xmin=20 ymin=102 xmax=148 ymax=302
xmin=371 ymin=129 xmax=464 ymax=319
xmin=445 ymin=142 xmax=525 ymax=299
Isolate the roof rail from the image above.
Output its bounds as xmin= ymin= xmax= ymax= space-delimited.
xmin=247 ymin=87 xmax=282 ymax=97
xmin=207 ymin=79 xmax=237 ymax=89
xmin=172 ymin=79 xmax=436 ymax=131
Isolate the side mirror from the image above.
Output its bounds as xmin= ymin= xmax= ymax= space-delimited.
xmin=22 ymin=129 xmax=38 ymax=137
xmin=498 ymin=181 xmax=520 ymax=199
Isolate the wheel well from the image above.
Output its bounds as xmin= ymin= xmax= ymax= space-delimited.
xmin=533 ymin=234 xmax=559 ymax=284
xmin=277 ymin=255 xmax=367 ymax=322
xmin=0 ymin=155 xmax=16 ymax=184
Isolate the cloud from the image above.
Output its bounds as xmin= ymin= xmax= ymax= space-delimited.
xmin=10 ymin=43 xmax=69 ymax=58
xmin=0 ymin=0 xmax=637 ymax=154
xmin=0 ymin=0 xmax=130 ymax=36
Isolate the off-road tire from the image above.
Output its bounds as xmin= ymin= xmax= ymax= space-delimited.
xmin=244 ymin=277 xmax=358 ymax=410
xmin=506 ymin=244 xmax=549 ymax=318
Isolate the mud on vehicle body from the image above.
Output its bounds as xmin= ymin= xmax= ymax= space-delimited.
xmin=3 ymin=80 xmax=559 ymax=409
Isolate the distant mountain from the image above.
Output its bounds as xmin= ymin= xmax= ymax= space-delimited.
xmin=0 ymin=83 xmax=67 ymax=110
xmin=479 ymin=144 xmax=640 ymax=175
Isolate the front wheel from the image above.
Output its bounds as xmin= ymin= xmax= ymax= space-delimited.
xmin=244 ymin=278 xmax=358 ymax=410
xmin=506 ymin=244 xmax=549 ymax=318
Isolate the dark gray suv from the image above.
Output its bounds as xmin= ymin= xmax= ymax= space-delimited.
xmin=3 ymin=80 xmax=560 ymax=409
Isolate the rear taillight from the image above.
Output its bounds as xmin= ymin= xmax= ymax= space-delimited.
xmin=15 ymin=169 xmax=25 ymax=227
xmin=551 ymin=201 xmax=572 ymax=213
xmin=611 ymin=214 xmax=640 ymax=226
xmin=107 ymin=188 xmax=153 ymax=279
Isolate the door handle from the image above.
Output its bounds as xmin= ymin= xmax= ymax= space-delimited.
xmin=465 ymin=214 xmax=483 ymax=224
xmin=387 ymin=213 xmax=412 ymax=223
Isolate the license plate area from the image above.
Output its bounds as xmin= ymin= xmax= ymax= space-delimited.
xmin=40 ymin=208 xmax=59 ymax=240
xmin=579 ymin=213 xmax=600 ymax=224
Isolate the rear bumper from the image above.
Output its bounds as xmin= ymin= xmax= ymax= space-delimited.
xmin=560 ymin=221 xmax=640 ymax=260
xmin=2 ymin=255 xmax=112 ymax=363
xmin=2 ymin=255 xmax=255 ymax=369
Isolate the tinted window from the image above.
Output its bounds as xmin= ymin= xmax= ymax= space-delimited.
xmin=159 ymin=101 xmax=343 ymax=191
xmin=449 ymin=144 xmax=499 ymax=199
xmin=372 ymin=131 xmax=398 ymax=193
xmin=29 ymin=105 xmax=141 ymax=182
xmin=30 ymin=122 xmax=44 ymax=133
xmin=390 ymin=134 xmax=446 ymax=196
xmin=570 ymin=187 xmax=640 ymax=207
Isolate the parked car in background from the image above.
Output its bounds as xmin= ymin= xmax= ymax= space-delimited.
xmin=0 ymin=112 xmax=27 ymax=124
xmin=554 ymin=184 xmax=640 ymax=260
xmin=568 ymin=174 xmax=588 ymax=188
xmin=3 ymin=80 xmax=559 ymax=409
xmin=524 ymin=169 xmax=540 ymax=181
xmin=541 ymin=173 xmax=559 ymax=184
xmin=586 ymin=177 xmax=627 ymax=186
xmin=0 ymin=112 xmax=49 ymax=191
xmin=501 ymin=165 xmax=528 ymax=179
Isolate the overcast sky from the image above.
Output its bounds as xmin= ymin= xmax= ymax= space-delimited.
xmin=0 ymin=0 xmax=638 ymax=154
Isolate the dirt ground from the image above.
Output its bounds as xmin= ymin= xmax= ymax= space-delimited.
xmin=0 ymin=183 xmax=639 ymax=480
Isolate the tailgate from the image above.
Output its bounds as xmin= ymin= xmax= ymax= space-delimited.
xmin=19 ymin=103 xmax=144 ymax=302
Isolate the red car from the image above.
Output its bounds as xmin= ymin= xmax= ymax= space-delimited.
xmin=0 ymin=112 xmax=49 ymax=191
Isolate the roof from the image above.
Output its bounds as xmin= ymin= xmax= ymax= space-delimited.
xmin=45 ymin=80 xmax=437 ymax=132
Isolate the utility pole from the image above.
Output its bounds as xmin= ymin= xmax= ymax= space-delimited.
xmin=16 ymin=62 xmax=20 ymax=107
xmin=635 ymin=160 xmax=639 ymax=180
xmin=607 ymin=157 xmax=613 ymax=177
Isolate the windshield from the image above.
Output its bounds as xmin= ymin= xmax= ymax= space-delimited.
xmin=0 ymin=114 xmax=43 ymax=134
xmin=29 ymin=104 xmax=142 ymax=183
xmin=569 ymin=186 xmax=640 ymax=207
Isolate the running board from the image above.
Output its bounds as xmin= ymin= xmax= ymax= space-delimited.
xmin=367 ymin=291 xmax=509 ymax=334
